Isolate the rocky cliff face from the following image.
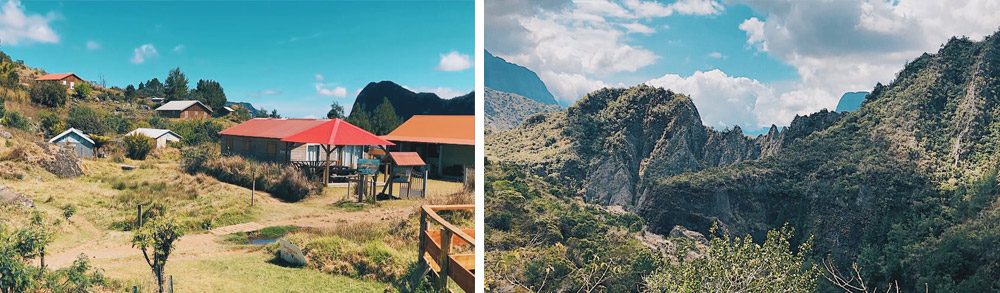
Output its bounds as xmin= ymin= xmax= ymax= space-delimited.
xmin=487 ymin=85 xmax=841 ymax=207
xmin=485 ymin=87 xmax=562 ymax=130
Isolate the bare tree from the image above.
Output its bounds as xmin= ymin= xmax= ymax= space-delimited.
xmin=821 ymin=256 xmax=909 ymax=293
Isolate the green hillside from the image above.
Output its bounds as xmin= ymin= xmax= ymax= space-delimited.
xmin=486 ymin=32 xmax=1000 ymax=292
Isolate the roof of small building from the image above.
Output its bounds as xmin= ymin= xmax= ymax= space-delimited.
xmin=380 ymin=115 xmax=474 ymax=146
xmin=35 ymin=73 xmax=82 ymax=81
xmin=154 ymin=100 xmax=213 ymax=113
xmin=218 ymin=118 xmax=330 ymax=139
xmin=384 ymin=152 xmax=426 ymax=167
xmin=48 ymin=128 xmax=94 ymax=145
xmin=127 ymin=128 xmax=182 ymax=139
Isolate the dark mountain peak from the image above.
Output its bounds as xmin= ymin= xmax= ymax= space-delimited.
xmin=485 ymin=50 xmax=559 ymax=106
xmin=353 ymin=80 xmax=472 ymax=120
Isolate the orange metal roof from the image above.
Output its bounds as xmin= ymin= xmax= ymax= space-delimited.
xmin=218 ymin=118 xmax=330 ymax=139
xmin=385 ymin=152 xmax=426 ymax=167
xmin=281 ymin=119 xmax=394 ymax=146
xmin=35 ymin=73 xmax=81 ymax=81
xmin=380 ymin=115 xmax=474 ymax=146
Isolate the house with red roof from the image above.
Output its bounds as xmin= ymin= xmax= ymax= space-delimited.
xmin=217 ymin=118 xmax=384 ymax=166
xmin=380 ymin=115 xmax=474 ymax=177
xmin=35 ymin=73 xmax=84 ymax=89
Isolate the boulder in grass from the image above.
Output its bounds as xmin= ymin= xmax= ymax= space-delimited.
xmin=0 ymin=185 xmax=34 ymax=208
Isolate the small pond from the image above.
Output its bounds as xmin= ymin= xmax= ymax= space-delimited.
xmin=247 ymin=236 xmax=284 ymax=245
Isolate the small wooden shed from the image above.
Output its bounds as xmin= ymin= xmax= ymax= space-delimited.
xmin=48 ymin=128 xmax=94 ymax=158
xmin=126 ymin=128 xmax=182 ymax=148
xmin=155 ymin=100 xmax=213 ymax=119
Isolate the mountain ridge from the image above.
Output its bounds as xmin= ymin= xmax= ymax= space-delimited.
xmin=485 ymin=50 xmax=559 ymax=106
xmin=352 ymin=81 xmax=473 ymax=120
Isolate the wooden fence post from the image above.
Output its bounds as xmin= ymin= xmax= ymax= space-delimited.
xmin=418 ymin=209 xmax=427 ymax=268
xmin=437 ymin=228 xmax=452 ymax=292
xmin=422 ymin=166 xmax=428 ymax=199
xmin=136 ymin=204 xmax=142 ymax=228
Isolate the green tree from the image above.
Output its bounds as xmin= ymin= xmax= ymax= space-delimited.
xmin=38 ymin=111 xmax=65 ymax=137
xmin=29 ymin=81 xmax=68 ymax=107
xmin=270 ymin=109 xmax=280 ymax=118
xmin=124 ymin=84 xmax=137 ymax=101
xmin=190 ymin=79 xmax=226 ymax=112
xmin=132 ymin=216 xmax=183 ymax=293
xmin=371 ymin=98 xmax=401 ymax=135
xmin=66 ymin=106 xmax=107 ymax=135
xmin=346 ymin=103 xmax=373 ymax=132
xmin=0 ymin=51 xmax=19 ymax=88
xmin=163 ymin=67 xmax=188 ymax=102
xmin=123 ymin=133 xmax=154 ymax=160
xmin=645 ymin=224 xmax=818 ymax=292
xmin=73 ymin=81 xmax=92 ymax=99
xmin=0 ymin=213 xmax=52 ymax=293
xmin=327 ymin=102 xmax=345 ymax=119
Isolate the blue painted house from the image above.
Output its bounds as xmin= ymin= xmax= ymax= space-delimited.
xmin=48 ymin=128 xmax=95 ymax=158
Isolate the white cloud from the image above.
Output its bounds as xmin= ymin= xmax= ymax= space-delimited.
xmin=434 ymin=51 xmax=472 ymax=71
xmin=173 ymin=44 xmax=185 ymax=52
xmin=539 ymin=70 xmax=622 ymax=106
xmin=708 ymin=52 xmax=724 ymax=58
xmin=0 ymin=0 xmax=58 ymax=45
xmin=622 ymin=0 xmax=723 ymax=18
xmin=732 ymin=0 xmax=1000 ymax=128
xmin=406 ymin=86 xmax=469 ymax=99
xmin=260 ymin=89 xmax=280 ymax=95
xmin=314 ymin=74 xmax=325 ymax=81
xmin=130 ymin=44 xmax=158 ymax=64
xmin=621 ymin=22 xmax=655 ymax=34
xmin=85 ymin=40 xmax=99 ymax=50
xmin=646 ymin=69 xmax=772 ymax=129
xmin=315 ymin=84 xmax=347 ymax=97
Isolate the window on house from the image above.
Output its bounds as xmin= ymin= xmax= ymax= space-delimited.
xmin=267 ymin=142 xmax=277 ymax=155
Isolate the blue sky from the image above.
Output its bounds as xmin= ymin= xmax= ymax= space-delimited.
xmin=486 ymin=0 xmax=1000 ymax=135
xmin=1 ymin=0 xmax=473 ymax=118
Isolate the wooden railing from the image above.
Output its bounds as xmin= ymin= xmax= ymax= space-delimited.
xmin=419 ymin=205 xmax=475 ymax=292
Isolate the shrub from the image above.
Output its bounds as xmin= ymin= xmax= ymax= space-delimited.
xmin=2 ymin=109 xmax=29 ymax=131
xmin=61 ymin=205 xmax=76 ymax=219
xmin=180 ymin=144 xmax=317 ymax=201
xmin=38 ymin=111 xmax=65 ymax=137
xmin=74 ymin=81 xmax=92 ymax=99
xmin=123 ymin=133 xmax=154 ymax=160
xmin=29 ymin=81 xmax=68 ymax=107
xmin=66 ymin=106 xmax=107 ymax=135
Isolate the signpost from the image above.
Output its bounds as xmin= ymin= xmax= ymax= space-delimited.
xmin=357 ymin=159 xmax=380 ymax=202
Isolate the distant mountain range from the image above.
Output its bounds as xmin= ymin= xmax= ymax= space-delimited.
xmin=352 ymin=81 xmax=473 ymax=120
xmin=485 ymin=87 xmax=562 ymax=130
xmin=835 ymin=91 xmax=869 ymax=112
xmin=225 ymin=101 xmax=261 ymax=116
xmin=485 ymin=50 xmax=559 ymax=106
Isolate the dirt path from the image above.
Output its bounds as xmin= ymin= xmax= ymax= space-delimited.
xmin=41 ymin=205 xmax=418 ymax=268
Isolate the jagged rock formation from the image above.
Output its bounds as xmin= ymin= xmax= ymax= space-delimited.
xmin=487 ymin=85 xmax=840 ymax=207
xmin=485 ymin=87 xmax=561 ymax=130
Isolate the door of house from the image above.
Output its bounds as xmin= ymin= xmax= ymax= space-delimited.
xmin=307 ymin=145 xmax=319 ymax=162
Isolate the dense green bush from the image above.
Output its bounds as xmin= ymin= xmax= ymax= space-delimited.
xmin=29 ymin=81 xmax=67 ymax=107
xmin=123 ymin=133 xmax=154 ymax=160
xmin=485 ymin=163 xmax=659 ymax=292
xmin=1 ymin=109 xmax=28 ymax=131
xmin=66 ymin=106 xmax=106 ymax=135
